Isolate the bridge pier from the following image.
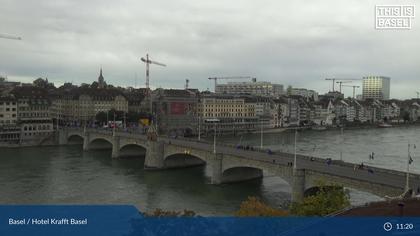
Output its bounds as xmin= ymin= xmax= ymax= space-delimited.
xmin=211 ymin=154 xmax=223 ymax=184
xmin=82 ymin=133 xmax=90 ymax=151
xmin=58 ymin=130 xmax=68 ymax=145
xmin=292 ymin=168 xmax=305 ymax=203
xmin=144 ymin=140 xmax=165 ymax=170
xmin=111 ymin=136 xmax=120 ymax=158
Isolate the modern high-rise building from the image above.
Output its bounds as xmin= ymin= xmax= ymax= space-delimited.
xmin=362 ymin=76 xmax=390 ymax=100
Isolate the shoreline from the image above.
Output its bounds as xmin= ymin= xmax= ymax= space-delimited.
xmin=323 ymin=121 xmax=420 ymax=132
xmin=1 ymin=122 xmax=420 ymax=148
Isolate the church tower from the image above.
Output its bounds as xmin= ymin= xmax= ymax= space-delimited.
xmin=98 ymin=67 xmax=106 ymax=89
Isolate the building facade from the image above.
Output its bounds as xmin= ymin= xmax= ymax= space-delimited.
xmin=362 ymin=76 xmax=391 ymax=100
xmin=198 ymin=94 xmax=259 ymax=134
xmin=215 ymin=80 xmax=284 ymax=97
xmin=290 ymin=88 xmax=319 ymax=101
xmin=0 ymin=86 xmax=55 ymax=145
xmin=0 ymin=96 xmax=17 ymax=126
xmin=0 ymin=96 xmax=19 ymax=143
xmin=153 ymin=89 xmax=199 ymax=136
xmin=51 ymin=88 xmax=128 ymax=124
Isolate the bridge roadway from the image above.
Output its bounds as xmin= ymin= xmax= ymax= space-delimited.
xmin=59 ymin=128 xmax=420 ymax=202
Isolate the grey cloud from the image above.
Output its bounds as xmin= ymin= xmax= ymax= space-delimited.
xmin=0 ymin=0 xmax=419 ymax=99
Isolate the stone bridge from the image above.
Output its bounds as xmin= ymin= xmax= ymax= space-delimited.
xmin=58 ymin=128 xmax=420 ymax=202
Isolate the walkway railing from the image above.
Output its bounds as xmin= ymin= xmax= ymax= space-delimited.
xmin=64 ymin=127 xmax=420 ymax=180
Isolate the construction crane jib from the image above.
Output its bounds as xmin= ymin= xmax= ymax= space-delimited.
xmin=342 ymin=85 xmax=361 ymax=98
xmin=0 ymin=33 xmax=22 ymax=40
xmin=325 ymin=77 xmax=361 ymax=93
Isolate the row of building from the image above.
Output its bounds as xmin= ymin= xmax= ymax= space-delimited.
xmin=0 ymin=71 xmax=414 ymax=143
xmin=214 ymin=76 xmax=391 ymax=101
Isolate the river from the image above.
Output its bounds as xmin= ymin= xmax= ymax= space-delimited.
xmin=2 ymin=126 xmax=418 ymax=215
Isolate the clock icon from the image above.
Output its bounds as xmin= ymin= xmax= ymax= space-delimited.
xmin=383 ymin=222 xmax=393 ymax=232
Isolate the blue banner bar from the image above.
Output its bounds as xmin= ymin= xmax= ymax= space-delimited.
xmin=0 ymin=205 xmax=141 ymax=236
xmin=1 ymin=205 xmax=420 ymax=236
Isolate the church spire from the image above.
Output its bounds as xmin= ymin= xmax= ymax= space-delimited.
xmin=98 ymin=67 xmax=106 ymax=89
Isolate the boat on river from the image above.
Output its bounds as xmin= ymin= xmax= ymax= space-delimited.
xmin=378 ymin=123 xmax=392 ymax=128
xmin=312 ymin=125 xmax=327 ymax=131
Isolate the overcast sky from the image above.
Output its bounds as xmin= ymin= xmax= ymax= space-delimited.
xmin=0 ymin=0 xmax=418 ymax=99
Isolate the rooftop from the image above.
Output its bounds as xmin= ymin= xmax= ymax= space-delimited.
xmin=337 ymin=198 xmax=420 ymax=216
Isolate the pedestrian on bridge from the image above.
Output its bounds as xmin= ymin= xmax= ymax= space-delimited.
xmin=369 ymin=152 xmax=375 ymax=160
xmin=326 ymin=158 xmax=332 ymax=166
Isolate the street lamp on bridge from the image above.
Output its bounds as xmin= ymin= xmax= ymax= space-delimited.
xmin=204 ymin=118 xmax=220 ymax=154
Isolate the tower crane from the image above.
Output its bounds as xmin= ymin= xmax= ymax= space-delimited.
xmin=336 ymin=81 xmax=352 ymax=93
xmin=342 ymin=85 xmax=360 ymax=98
xmin=185 ymin=79 xmax=189 ymax=89
xmin=140 ymin=54 xmax=166 ymax=132
xmin=416 ymin=91 xmax=419 ymax=99
xmin=0 ymin=33 xmax=22 ymax=40
xmin=325 ymin=78 xmax=361 ymax=92
xmin=140 ymin=54 xmax=166 ymax=91
xmin=208 ymin=76 xmax=252 ymax=92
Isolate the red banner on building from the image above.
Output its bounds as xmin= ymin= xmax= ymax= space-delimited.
xmin=170 ymin=102 xmax=187 ymax=115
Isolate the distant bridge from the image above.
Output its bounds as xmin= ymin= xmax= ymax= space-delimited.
xmin=59 ymin=128 xmax=420 ymax=202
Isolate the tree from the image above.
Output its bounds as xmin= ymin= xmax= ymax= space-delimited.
xmin=95 ymin=111 xmax=108 ymax=123
xmin=402 ymin=111 xmax=410 ymax=122
xmin=144 ymin=209 xmax=196 ymax=217
xmin=33 ymin=77 xmax=54 ymax=89
xmin=33 ymin=78 xmax=47 ymax=87
xmin=286 ymin=85 xmax=293 ymax=95
xmin=235 ymin=197 xmax=289 ymax=217
xmin=61 ymin=82 xmax=75 ymax=90
xmin=290 ymin=182 xmax=350 ymax=216
xmin=80 ymin=83 xmax=90 ymax=88
xmin=91 ymin=81 xmax=99 ymax=89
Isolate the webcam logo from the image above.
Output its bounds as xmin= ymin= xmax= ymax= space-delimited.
xmin=375 ymin=5 xmax=415 ymax=29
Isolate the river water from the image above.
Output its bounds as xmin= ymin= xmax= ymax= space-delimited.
xmin=2 ymin=126 xmax=418 ymax=215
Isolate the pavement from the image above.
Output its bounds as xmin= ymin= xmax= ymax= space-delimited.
xmin=162 ymin=135 xmax=420 ymax=193
xmin=83 ymin=128 xmax=420 ymax=194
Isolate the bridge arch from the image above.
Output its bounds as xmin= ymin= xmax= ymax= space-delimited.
xmin=67 ymin=134 xmax=84 ymax=144
xmin=120 ymin=142 xmax=147 ymax=150
xmin=119 ymin=143 xmax=147 ymax=157
xmin=221 ymin=166 xmax=264 ymax=183
xmin=88 ymin=137 xmax=113 ymax=150
xmin=220 ymin=156 xmax=294 ymax=186
xmin=164 ymin=153 xmax=206 ymax=169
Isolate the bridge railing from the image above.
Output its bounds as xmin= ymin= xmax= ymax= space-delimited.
xmin=63 ymin=128 xmax=419 ymax=179
xmin=167 ymin=137 xmax=420 ymax=178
